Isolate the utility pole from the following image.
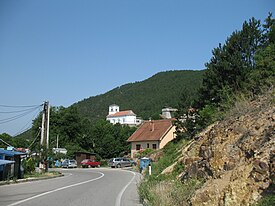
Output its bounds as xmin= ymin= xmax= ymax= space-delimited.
xmin=40 ymin=101 xmax=50 ymax=172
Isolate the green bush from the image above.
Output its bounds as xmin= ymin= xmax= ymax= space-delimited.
xmin=255 ymin=195 xmax=275 ymax=206
xmin=134 ymin=148 xmax=154 ymax=158
xmin=23 ymin=157 xmax=36 ymax=174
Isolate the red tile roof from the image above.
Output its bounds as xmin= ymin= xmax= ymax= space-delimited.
xmin=107 ymin=110 xmax=136 ymax=117
xmin=127 ymin=119 xmax=174 ymax=142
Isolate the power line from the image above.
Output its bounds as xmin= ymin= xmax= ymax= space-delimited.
xmin=28 ymin=129 xmax=41 ymax=149
xmin=0 ymin=106 xmax=41 ymax=124
xmin=0 ymin=106 xmax=42 ymax=114
xmin=12 ymin=107 xmax=42 ymax=137
xmin=0 ymin=104 xmax=42 ymax=108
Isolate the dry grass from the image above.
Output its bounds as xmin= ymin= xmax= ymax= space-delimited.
xmin=139 ymin=178 xmax=203 ymax=206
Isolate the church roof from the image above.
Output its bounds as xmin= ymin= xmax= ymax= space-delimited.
xmin=107 ymin=110 xmax=136 ymax=117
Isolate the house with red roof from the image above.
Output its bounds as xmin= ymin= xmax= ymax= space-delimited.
xmin=106 ymin=104 xmax=141 ymax=126
xmin=127 ymin=119 xmax=176 ymax=158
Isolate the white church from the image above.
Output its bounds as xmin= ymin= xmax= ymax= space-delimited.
xmin=106 ymin=104 xmax=141 ymax=126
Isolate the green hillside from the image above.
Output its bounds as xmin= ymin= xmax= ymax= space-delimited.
xmin=73 ymin=70 xmax=205 ymax=122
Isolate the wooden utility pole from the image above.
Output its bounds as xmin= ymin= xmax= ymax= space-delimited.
xmin=40 ymin=101 xmax=50 ymax=172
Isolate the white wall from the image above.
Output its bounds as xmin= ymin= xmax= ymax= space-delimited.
xmin=107 ymin=115 xmax=136 ymax=125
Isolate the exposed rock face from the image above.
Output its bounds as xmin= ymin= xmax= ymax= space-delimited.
xmin=178 ymin=92 xmax=274 ymax=205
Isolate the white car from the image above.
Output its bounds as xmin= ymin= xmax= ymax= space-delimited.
xmin=108 ymin=157 xmax=133 ymax=168
xmin=62 ymin=159 xmax=77 ymax=168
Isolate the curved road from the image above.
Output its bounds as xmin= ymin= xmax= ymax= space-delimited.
xmin=0 ymin=168 xmax=142 ymax=206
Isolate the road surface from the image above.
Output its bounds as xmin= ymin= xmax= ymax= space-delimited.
xmin=0 ymin=168 xmax=142 ymax=206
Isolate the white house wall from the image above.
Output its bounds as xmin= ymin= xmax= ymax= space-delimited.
xmin=107 ymin=115 xmax=136 ymax=125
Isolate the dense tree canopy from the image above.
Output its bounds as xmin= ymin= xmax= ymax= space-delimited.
xmin=174 ymin=13 xmax=275 ymax=139
xmin=11 ymin=106 xmax=136 ymax=159
xmin=10 ymin=70 xmax=204 ymax=159
xmin=74 ymin=70 xmax=204 ymax=122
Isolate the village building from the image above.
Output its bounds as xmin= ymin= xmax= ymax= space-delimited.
xmin=127 ymin=119 xmax=176 ymax=158
xmin=0 ymin=149 xmax=26 ymax=180
xmin=106 ymin=104 xmax=141 ymax=126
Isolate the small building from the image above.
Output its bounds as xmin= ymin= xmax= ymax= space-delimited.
xmin=74 ymin=151 xmax=96 ymax=167
xmin=127 ymin=119 xmax=176 ymax=158
xmin=0 ymin=149 xmax=26 ymax=180
xmin=106 ymin=104 xmax=140 ymax=126
xmin=161 ymin=107 xmax=177 ymax=119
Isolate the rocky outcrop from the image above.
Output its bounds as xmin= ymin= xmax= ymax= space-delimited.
xmin=175 ymin=92 xmax=274 ymax=205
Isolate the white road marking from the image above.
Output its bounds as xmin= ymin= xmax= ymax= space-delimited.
xmin=115 ymin=170 xmax=137 ymax=206
xmin=7 ymin=172 xmax=105 ymax=206
xmin=0 ymin=173 xmax=73 ymax=188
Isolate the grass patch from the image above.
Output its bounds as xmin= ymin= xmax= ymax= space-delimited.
xmin=255 ymin=195 xmax=275 ymax=206
xmin=139 ymin=176 xmax=203 ymax=206
xmin=138 ymin=138 xmax=203 ymax=206
xmin=24 ymin=171 xmax=61 ymax=179
xmin=149 ymin=139 xmax=188 ymax=177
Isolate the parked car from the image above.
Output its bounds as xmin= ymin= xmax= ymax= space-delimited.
xmin=81 ymin=159 xmax=100 ymax=168
xmin=108 ymin=157 xmax=134 ymax=168
xmin=62 ymin=159 xmax=77 ymax=168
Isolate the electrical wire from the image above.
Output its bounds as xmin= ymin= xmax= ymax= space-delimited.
xmin=28 ymin=129 xmax=41 ymax=149
xmin=0 ymin=109 xmax=37 ymax=123
xmin=0 ymin=106 xmax=42 ymax=114
xmin=0 ymin=104 xmax=42 ymax=108
xmin=12 ymin=106 xmax=43 ymax=137
xmin=0 ymin=105 xmax=42 ymax=124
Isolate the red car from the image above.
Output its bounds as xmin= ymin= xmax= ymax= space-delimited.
xmin=81 ymin=159 xmax=101 ymax=168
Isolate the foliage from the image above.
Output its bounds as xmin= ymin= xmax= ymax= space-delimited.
xmin=197 ymin=17 xmax=263 ymax=107
xmin=134 ymin=148 xmax=154 ymax=158
xmin=246 ymin=43 xmax=275 ymax=94
xmin=255 ymin=195 xmax=275 ymax=206
xmin=91 ymin=120 xmax=136 ymax=159
xmin=15 ymin=106 xmax=136 ymax=160
xmin=151 ymin=139 xmax=187 ymax=176
xmin=24 ymin=171 xmax=61 ymax=179
xmin=141 ymin=13 xmax=275 ymax=206
xmin=22 ymin=157 xmax=36 ymax=174
xmin=0 ymin=133 xmax=13 ymax=148
xmin=174 ymin=14 xmax=275 ymax=141
xmin=73 ymin=70 xmax=204 ymax=123
xmin=196 ymin=13 xmax=274 ymax=108
xmin=139 ymin=176 xmax=203 ymax=206
xmin=13 ymin=70 xmax=203 ymax=160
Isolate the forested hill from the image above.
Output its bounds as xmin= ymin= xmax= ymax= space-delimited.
xmin=73 ymin=70 xmax=205 ymax=122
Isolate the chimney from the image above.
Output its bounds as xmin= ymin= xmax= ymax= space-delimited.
xmin=150 ymin=119 xmax=154 ymax=132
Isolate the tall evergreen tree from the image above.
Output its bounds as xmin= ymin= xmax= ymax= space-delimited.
xmin=198 ymin=16 xmax=264 ymax=107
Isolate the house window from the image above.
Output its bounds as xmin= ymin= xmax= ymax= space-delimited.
xmin=152 ymin=144 xmax=157 ymax=150
xmin=136 ymin=144 xmax=141 ymax=151
xmin=147 ymin=143 xmax=149 ymax=148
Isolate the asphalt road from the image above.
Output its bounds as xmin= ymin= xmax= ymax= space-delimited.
xmin=0 ymin=168 xmax=142 ymax=206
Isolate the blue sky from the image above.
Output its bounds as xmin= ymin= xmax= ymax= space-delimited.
xmin=0 ymin=0 xmax=274 ymax=136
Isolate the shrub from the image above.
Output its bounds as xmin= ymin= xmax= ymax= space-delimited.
xmin=23 ymin=157 xmax=36 ymax=174
xmin=255 ymin=195 xmax=275 ymax=206
xmin=139 ymin=177 xmax=203 ymax=206
xmin=134 ymin=148 xmax=154 ymax=158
